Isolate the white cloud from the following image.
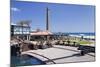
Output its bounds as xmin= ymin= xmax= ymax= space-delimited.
xmin=11 ymin=7 xmax=20 ymax=12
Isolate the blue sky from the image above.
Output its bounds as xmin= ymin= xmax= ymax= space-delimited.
xmin=11 ymin=1 xmax=95 ymax=33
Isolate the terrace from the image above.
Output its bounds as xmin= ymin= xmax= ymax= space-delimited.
xmin=21 ymin=45 xmax=95 ymax=65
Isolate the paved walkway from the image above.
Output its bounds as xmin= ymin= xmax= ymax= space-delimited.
xmin=21 ymin=45 xmax=95 ymax=64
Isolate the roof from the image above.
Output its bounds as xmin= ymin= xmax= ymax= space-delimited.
xmin=11 ymin=23 xmax=30 ymax=27
xmin=30 ymin=31 xmax=53 ymax=36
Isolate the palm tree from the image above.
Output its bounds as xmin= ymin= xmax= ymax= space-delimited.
xmin=67 ymin=40 xmax=70 ymax=46
xmin=17 ymin=20 xmax=31 ymax=27
xmin=17 ymin=20 xmax=31 ymax=40
xmin=73 ymin=41 xmax=76 ymax=47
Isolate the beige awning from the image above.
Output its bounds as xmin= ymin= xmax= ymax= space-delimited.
xmin=30 ymin=31 xmax=53 ymax=36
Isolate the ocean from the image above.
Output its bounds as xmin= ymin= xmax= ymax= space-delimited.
xmin=53 ymin=32 xmax=95 ymax=36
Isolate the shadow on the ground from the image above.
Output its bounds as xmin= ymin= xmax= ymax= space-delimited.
xmin=53 ymin=46 xmax=79 ymax=52
xmin=44 ymin=46 xmax=95 ymax=63
xmin=44 ymin=53 xmax=81 ymax=63
xmin=53 ymin=46 xmax=95 ymax=57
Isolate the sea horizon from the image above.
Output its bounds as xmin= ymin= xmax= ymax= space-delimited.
xmin=52 ymin=32 xmax=95 ymax=36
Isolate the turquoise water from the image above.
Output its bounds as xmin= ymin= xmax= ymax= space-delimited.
xmin=11 ymin=55 xmax=45 ymax=66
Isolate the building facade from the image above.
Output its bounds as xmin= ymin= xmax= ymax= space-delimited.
xmin=11 ymin=24 xmax=30 ymax=40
